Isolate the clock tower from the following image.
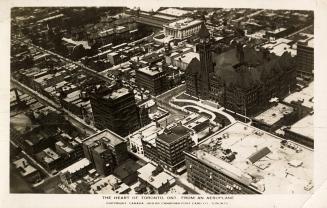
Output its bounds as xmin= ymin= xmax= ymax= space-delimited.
xmin=196 ymin=22 xmax=213 ymax=99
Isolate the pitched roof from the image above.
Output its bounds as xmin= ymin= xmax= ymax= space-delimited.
xmin=198 ymin=22 xmax=210 ymax=39
xmin=185 ymin=57 xmax=201 ymax=75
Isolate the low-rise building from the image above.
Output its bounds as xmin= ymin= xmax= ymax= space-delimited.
xmin=252 ymin=103 xmax=295 ymax=132
xmin=35 ymin=148 xmax=62 ymax=171
xmin=12 ymin=158 xmax=40 ymax=183
xmin=284 ymin=114 xmax=314 ymax=148
xmin=137 ymin=163 xmax=176 ymax=194
xmin=60 ymin=158 xmax=92 ymax=184
xmin=89 ymin=175 xmax=130 ymax=194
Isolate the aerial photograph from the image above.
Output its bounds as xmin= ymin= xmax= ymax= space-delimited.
xmin=10 ymin=7 xmax=314 ymax=195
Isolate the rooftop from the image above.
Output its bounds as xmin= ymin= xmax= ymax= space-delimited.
xmin=288 ymin=114 xmax=314 ymax=140
xmin=157 ymin=124 xmax=190 ymax=144
xmin=298 ymin=33 xmax=314 ymax=48
xmin=138 ymin=66 xmax=163 ymax=76
xmin=173 ymin=52 xmax=200 ymax=65
xmin=60 ymin=158 xmax=91 ymax=174
xmin=262 ymin=38 xmax=297 ymax=57
xmin=254 ymin=103 xmax=294 ymax=126
xmin=129 ymin=123 xmax=162 ymax=146
xmin=182 ymin=113 xmax=209 ymax=131
xmin=165 ymin=18 xmax=202 ymax=30
xmin=36 ymin=148 xmax=61 ymax=164
xmin=159 ymin=8 xmax=191 ymax=17
xmin=13 ymin=158 xmax=37 ymax=176
xmin=284 ymin=82 xmax=313 ymax=109
xmin=137 ymin=163 xmax=175 ymax=189
xmin=83 ymin=129 xmax=125 ymax=147
xmin=90 ymin=175 xmax=129 ymax=194
xmin=108 ymin=87 xmax=130 ymax=100
xmin=189 ymin=122 xmax=313 ymax=194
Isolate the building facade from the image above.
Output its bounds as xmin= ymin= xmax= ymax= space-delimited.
xmin=135 ymin=66 xmax=169 ymax=95
xmin=89 ymin=86 xmax=140 ymax=137
xmin=163 ymin=18 xmax=203 ymax=40
xmin=184 ymin=152 xmax=260 ymax=194
xmin=82 ymin=129 xmax=128 ymax=176
xmin=296 ymin=37 xmax=314 ymax=79
xmin=185 ymin=23 xmax=297 ymax=116
xmin=156 ymin=124 xmax=192 ymax=172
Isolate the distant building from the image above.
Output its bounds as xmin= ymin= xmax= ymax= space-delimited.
xmin=185 ymin=122 xmax=313 ymax=194
xmin=126 ymin=8 xmax=177 ymax=28
xmin=284 ymin=114 xmax=314 ymax=148
xmin=185 ymin=23 xmax=297 ymax=116
xmin=83 ymin=129 xmax=128 ymax=176
xmin=296 ymin=34 xmax=314 ymax=79
xmin=135 ymin=65 xmax=169 ymax=95
xmin=156 ymin=123 xmax=192 ymax=172
xmin=89 ymin=86 xmax=140 ymax=137
xmin=163 ymin=18 xmax=203 ymax=40
xmin=266 ymin=28 xmax=288 ymax=39
xmin=158 ymin=8 xmax=191 ymax=18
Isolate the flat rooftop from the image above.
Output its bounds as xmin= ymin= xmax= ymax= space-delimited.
xmin=90 ymin=175 xmax=129 ymax=194
xmin=159 ymin=8 xmax=191 ymax=17
xmin=165 ymin=18 xmax=202 ymax=30
xmin=60 ymin=158 xmax=90 ymax=174
xmin=157 ymin=124 xmax=190 ymax=144
xmin=83 ymin=129 xmax=125 ymax=147
xmin=254 ymin=103 xmax=294 ymax=126
xmin=288 ymin=114 xmax=314 ymax=140
xmin=108 ymin=87 xmax=130 ymax=100
xmin=129 ymin=123 xmax=163 ymax=146
xmin=262 ymin=38 xmax=297 ymax=57
xmin=284 ymin=82 xmax=313 ymax=109
xmin=137 ymin=163 xmax=175 ymax=189
xmin=138 ymin=66 xmax=163 ymax=76
xmin=13 ymin=158 xmax=37 ymax=176
xmin=190 ymin=122 xmax=313 ymax=194
xmin=298 ymin=33 xmax=314 ymax=48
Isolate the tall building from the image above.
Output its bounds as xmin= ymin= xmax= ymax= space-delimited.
xmin=296 ymin=35 xmax=314 ymax=79
xmin=185 ymin=23 xmax=297 ymax=116
xmin=89 ymin=86 xmax=140 ymax=137
xmin=82 ymin=129 xmax=128 ymax=176
xmin=135 ymin=65 xmax=169 ymax=95
xmin=185 ymin=122 xmax=313 ymax=194
xmin=156 ymin=123 xmax=192 ymax=172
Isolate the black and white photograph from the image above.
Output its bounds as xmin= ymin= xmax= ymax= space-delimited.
xmin=1 ymin=0 xmax=327 ymax=207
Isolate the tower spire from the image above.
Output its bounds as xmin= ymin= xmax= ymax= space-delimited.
xmin=198 ymin=22 xmax=210 ymax=39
